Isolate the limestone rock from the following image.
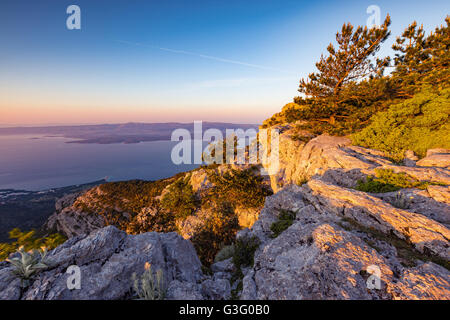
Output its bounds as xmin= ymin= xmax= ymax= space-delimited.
xmin=427 ymin=185 xmax=450 ymax=204
xmin=261 ymin=132 xmax=394 ymax=191
xmin=304 ymin=179 xmax=450 ymax=261
xmin=417 ymin=151 xmax=450 ymax=168
xmin=427 ymin=149 xmax=450 ymax=157
xmin=261 ymin=132 xmax=450 ymax=190
xmin=403 ymin=150 xmax=418 ymax=167
xmin=235 ymin=207 xmax=260 ymax=229
xmin=46 ymin=187 xmax=109 ymax=237
xmin=391 ymin=262 xmax=450 ymax=300
xmin=190 ymin=169 xmax=212 ymax=193
xmin=201 ymin=278 xmax=231 ymax=300
xmin=166 ymin=281 xmax=204 ymax=300
xmin=380 ymin=165 xmax=450 ymax=185
xmin=238 ymin=180 xmax=450 ymax=300
xmin=0 ymin=226 xmax=204 ymax=300
xmin=243 ymin=222 xmax=394 ymax=300
xmin=375 ymin=188 xmax=450 ymax=227
xmin=211 ymin=258 xmax=234 ymax=273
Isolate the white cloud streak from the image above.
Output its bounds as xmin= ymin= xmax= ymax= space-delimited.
xmin=116 ymin=40 xmax=294 ymax=74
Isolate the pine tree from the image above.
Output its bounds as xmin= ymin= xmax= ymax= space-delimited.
xmin=392 ymin=16 xmax=450 ymax=96
xmin=298 ymin=15 xmax=391 ymax=122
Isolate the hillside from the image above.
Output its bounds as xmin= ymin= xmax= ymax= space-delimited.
xmin=1 ymin=132 xmax=448 ymax=299
xmin=0 ymin=180 xmax=105 ymax=242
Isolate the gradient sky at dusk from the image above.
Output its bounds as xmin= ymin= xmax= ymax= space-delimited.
xmin=0 ymin=0 xmax=448 ymax=125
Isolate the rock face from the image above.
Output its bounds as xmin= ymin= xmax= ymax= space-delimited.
xmin=229 ymin=131 xmax=450 ymax=300
xmin=46 ymin=164 xmax=266 ymax=241
xmin=0 ymin=226 xmax=231 ymax=300
xmin=237 ymin=182 xmax=450 ymax=300
xmin=45 ymin=188 xmax=109 ymax=237
xmin=375 ymin=187 xmax=450 ymax=227
xmin=305 ymin=180 xmax=450 ymax=261
xmin=416 ymin=149 xmax=450 ymax=168
xmin=261 ymin=128 xmax=450 ymax=191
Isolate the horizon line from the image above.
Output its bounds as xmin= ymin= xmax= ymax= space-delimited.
xmin=0 ymin=120 xmax=263 ymax=128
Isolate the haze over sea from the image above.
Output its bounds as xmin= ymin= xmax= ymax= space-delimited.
xmin=0 ymin=135 xmax=199 ymax=191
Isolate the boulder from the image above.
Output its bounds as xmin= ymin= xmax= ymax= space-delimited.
xmin=0 ymin=226 xmax=204 ymax=300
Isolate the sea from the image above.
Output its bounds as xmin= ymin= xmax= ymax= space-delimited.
xmin=0 ymin=135 xmax=200 ymax=191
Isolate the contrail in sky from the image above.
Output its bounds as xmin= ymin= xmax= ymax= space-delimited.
xmin=115 ymin=40 xmax=294 ymax=74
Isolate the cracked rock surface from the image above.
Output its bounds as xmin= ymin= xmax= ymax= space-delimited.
xmin=0 ymin=226 xmax=209 ymax=300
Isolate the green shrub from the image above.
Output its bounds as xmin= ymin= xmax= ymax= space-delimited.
xmin=270 ymin=209 xmax=297 ymax=238
xmin=232 ymin=235 xmax=260 ymax=269
xmin=356 ymin=176 xmax=401 ymax=193
xmin=375 ymin=169 xmax=430 ymax=189
xmin=214 ymin=244 xmax=235 ymax=263
xmin=190 ymin=201 xmax=240 ymax=266
xmin=355 ymin=169 xmax=443 ymax=193
xmin=88 ymin=175 xmax=186 ymax=217
xmin=352 ymin=88 xmax=450 ymax=161
xmin=0 ymin=228 xmax=66 ymax=261
xmin=207 ymin=168 xmax=272 ymax=210
xmin=230 ymin=279 xmax=243 ymax=300
xmin=161 ymin=176 xmax=198 ymax=220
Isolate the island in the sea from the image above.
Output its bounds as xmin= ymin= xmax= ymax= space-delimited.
xmin=0 ymin=122 xmax=259 ymax=144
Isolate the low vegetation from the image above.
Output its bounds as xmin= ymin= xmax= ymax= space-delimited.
xmin=0 ymin=228 xmax=66 ymax=261
xmin=390 ymin=192 xmax=411 ymax=210
xmin=227 ymin=235 xmax=260 ymax=299
xmin=160 ymin=175 xmax=199 ymax=220
xmin=206 ymin=167 xmax=272 ymax=210
xmin=6 ymin=246 xmax=50 ymax=287
xmin=190 ymin=201 xmax=240 ymax=266
xmin=355 ymin=169 xmax=445 ymax=193
xmin=214 ymin=244 xmax=235 ymax=263
xmin=188 ymin=167 xmax=271 ymax=266
xmin=352 ymin=88 xmax=450 ymax=161
xmin=85 ymin=176 xmax=184 ymax=215
xmin=126 ymin=205 xmax=177 ymax=235
xmin=270 ymin=209 xmax=298 ymax=238
xmin=232 ymin=235 xmax=260 ymax=269
xmin=59 ymin=165 xmax=272 ymax=267
xmin=132 ymin=262 xmax=166 ymax=300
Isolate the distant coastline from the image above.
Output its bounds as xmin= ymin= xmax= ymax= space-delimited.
xmin=0 ymin=122 xmax=260 ymax=144
xmin=0 ymin=179 xmax=107 ymax=242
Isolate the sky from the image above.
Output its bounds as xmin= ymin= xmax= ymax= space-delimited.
xmin=0 ymin=0 xmax=448 ymax=126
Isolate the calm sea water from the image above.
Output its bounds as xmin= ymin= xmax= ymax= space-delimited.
xmin=0 ymin=135 xmax=199 ymax=191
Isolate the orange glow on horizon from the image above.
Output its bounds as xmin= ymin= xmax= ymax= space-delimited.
xmin=0 ymin=103 xmax=275 ymax=125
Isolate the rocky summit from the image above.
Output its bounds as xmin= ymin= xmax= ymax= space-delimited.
xmin=1 ymin=132 xmax=449 ymax=300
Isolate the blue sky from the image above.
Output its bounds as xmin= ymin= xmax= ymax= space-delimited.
xmin=0 ymin=0 xmax=448 ymax=125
